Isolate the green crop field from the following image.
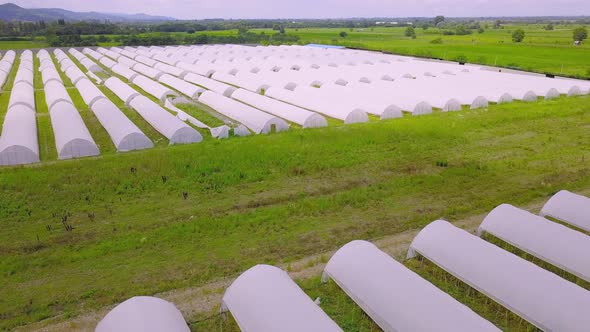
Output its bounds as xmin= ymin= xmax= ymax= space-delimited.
xmin=270 ymin=24 xmax=590 ymax=78
xmin=0 ymin=87 xmax=589 ymax=330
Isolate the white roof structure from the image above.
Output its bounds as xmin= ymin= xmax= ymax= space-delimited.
xmin=128 ymin=96 xmax=202 ymax=144
xmin=111 ymin=64 xmax=139 ymax=81
xmin=74 ymin=78 xmax=104 ymax=108
xmin=69 ymin=48 xmax=102 ymax=72
xmin=479 ymin=204 xmax=590 ymax=282
xmin=158 ymin=74 xmax=203 ymax=100
xmin=91 ymin=98 xmax=154 ymax=151
xmin=198 ymin=91 xmax=289 ymax=134
xmin=132 ymin=63 xmax=163 ymax=80
xmin=104 ymin=77 xmax=140 ymax=105
xmin=231 ymin=88 xmax=327 ymax=128
xmin=44 ymin=80 xmax=73 ymax=111
xmin=0 ymin=53 xmax=39 ymax=165
xmin=66 ymin=75 xmax=153 ymax=152
xmin=96 ymin=296 xmax=189 ymax=332
xmin=221 ymin=265 xmax=343 ymax=332
xmin=323 ymin=240 xmax=500 ymax=332
xmin=131 ymin=75 xmax=177 ymax=102
xmin=100 ymin=57 xmax=117 ymax=69
xmin=42 ymin=55 xmax=99 ymax=159
xmin=183 ymin=72 xmax=236 ymax=97
xmin=408 ymin=219 xmax=590 ymax=331
xmin=540 ymin=190 xmax=590 ymax=233
xmin=265 ymin=86 xmax=369 ymax=123
xmin=64 ymin=66 xmax=87 ymax=85
xmin=50 ymin=101 xmax=100 ymax=159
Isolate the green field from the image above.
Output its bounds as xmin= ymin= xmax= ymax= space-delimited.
xmin=0 ymin=89 xmax=589 ymax=330
xmin=271 ymin=24 xmax=590 ymax=78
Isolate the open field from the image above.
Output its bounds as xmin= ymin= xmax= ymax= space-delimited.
xmin=1 ymin=88 xmax=589 ymax=330
xmin=267 ymin=24 xmax=590 ymax=78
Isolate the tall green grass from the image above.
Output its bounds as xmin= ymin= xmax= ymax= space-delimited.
xmin=0 ymin=94 xmax=589 ymax=330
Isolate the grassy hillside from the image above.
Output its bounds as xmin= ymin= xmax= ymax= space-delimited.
xmin=0 ymin=93 xmax=589 ymax=330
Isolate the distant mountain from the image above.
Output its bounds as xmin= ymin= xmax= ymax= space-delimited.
xmin=0 ymin=3 xmax=175 ymax=22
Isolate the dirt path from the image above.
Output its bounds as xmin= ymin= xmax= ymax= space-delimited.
xmin=15 ymin=195 xmax=566 ymax=331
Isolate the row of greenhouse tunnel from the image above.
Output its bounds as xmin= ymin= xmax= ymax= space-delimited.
xmin=94 ymin=190 xmax=590 ymax=331
xmin=1 ymin=44 xmax=590 ymax=166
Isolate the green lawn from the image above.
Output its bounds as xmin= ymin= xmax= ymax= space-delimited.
xmin=0 ymin=93 xmax=589 ymax=330
xmin=0 ymin=39 xmax=48 ymax=50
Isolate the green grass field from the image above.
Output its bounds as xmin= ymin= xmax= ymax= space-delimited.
xmin=0 ymin=90 xmax=589 ymax=330
xmin=270 ymin=24 xmax=590 ymax=78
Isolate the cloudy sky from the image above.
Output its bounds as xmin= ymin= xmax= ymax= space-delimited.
xmin=2 ymin=0 xmax=589 ymax=19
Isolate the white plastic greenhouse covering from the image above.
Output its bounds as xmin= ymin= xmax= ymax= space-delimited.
xmin=323 ymin=240 xmax=500 ymax=332
xmin=50 ymin=101 xmax=100 ymax=159
xmin=183 ymin=72 xmax=236 ymax=96
xmin=265 ymin=86 xmax=369 ymax=123
xmin=8 ymin=82 xmax=35 ymax=111
xmin=199 ymin=91 xmax=289 ymax=134
xmin=479 ymin=204 xmax=590 ymax=282
xmin=91 ymin=98 xmax=153 ymax=151
xmin=73 ymin=78 xmax=106 ymax=108
xmin=83 ymin=48 xmax=104 ymax=61
xmin=42 ymin=58 xmax=99 ymax=159
xmin=221 ymin=265 xmax=343 ymax=332
xmin=131 ymin=75 xmax=177 ymax=102
xmin=407 ymin=220 xmax=590 ymax=331
xmin=95 ymin=296 xmax=189 ymax=332
xmin=128 ymin=96 xmax=202 ymax=144
xmin=64 ymin=66 xmax=87 ymax=84
xmin=41 ymin=67 xmax=62 ymax=85
xmin=117 ymin=56 xmax=138 ymax=68
xmin=104 ymin=77 xmax=140 ymax=105
xmin=132 ymin=63 xmax=164 ymax=80
xmin=158 ymin=74 xmax=203 ymax=99
xmin=231 ymin=88 xmax=327 ymax=128
xmin=0 ymin=52 xmax=40 ymax=165
xmin=100 ymin=56 xmax=117 ymax=69
xmin=0 ymin=105 xmax=39 ymax=166
xmin=540 ymin=190 xmax=590 ymax=233
xmin=111 ymin=64 xmax=138 ymax=81
xmin=44 ymin=80 xmax=73 ymax=111
xmin=135 ymin=55 xmax=157 ymax=67
xmin=154 ymin=62 xmax=187 ymax=77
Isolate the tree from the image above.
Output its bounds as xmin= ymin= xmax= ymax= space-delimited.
xmin=478 ymin=27 xmax=485 ymax=34
xmin=339 ymin=31 xmax=348 ymax=38
xmin=434 ymin=15 xmax=445 ymax=26
xmin=545 ymin=23 xmax=554 ymax=31
xmin=405 ymin=26 xmax=416 ymax=38
xmin=573 ymin=27 xmax=588 ymax=41
xmin=279 ymin=25 xmax=285 ymax=34
xmin=455 ymin=24 xmax=470 ymax=35
xmin=512 ymin=29 xmax=525 ymax=43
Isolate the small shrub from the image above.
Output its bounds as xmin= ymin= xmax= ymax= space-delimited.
xmin=405 ymin=26 xmax=416 ymax=38
xmin=339 ymin=31 xmax=348 ymax=38
xmin=430 ymin=37 xmax=443 ymax=44
xmin=573 ymin=27 xmax=588 ymax=41
xmin=512 ymin=29 xmax=525 ymax=43
xmin=454 ymin=55 xmax=468 ymax=63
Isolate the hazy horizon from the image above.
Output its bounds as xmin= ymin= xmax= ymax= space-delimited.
xmin=1 ymin=0 xmax=590 ymax=20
